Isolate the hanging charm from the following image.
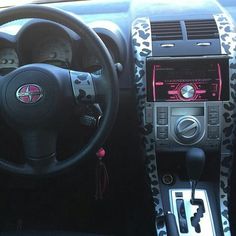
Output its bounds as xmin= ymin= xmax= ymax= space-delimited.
xmin=95 ymin=148 xmax=109 ymax=200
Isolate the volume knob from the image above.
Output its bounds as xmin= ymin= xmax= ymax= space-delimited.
xmin=180 ymin=85 xmax=195 ymax=99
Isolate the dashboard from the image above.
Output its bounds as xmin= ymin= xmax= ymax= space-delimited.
xmin=0 ymin=1 xmax=234 ymax=150
xmin=0 ymin=1 xmax=233 ymax=153
xmin=0 ymin=0 xmax=235 ymax=236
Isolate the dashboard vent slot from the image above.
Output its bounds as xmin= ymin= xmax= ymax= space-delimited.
xmin=185 ymin=19 xmax=219 ymax=40
xmin=151 ymin=21 xmax=183 ymax=41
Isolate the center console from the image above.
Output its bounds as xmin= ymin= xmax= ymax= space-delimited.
xmin=145 ymin=56 xmax=229 ymax=235
xmin=132 ymin=13 xmax=235 ymax=236
xmin=146 ymin=55 xmax=229 ymax=152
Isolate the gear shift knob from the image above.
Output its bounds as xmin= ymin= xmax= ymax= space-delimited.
xmin=186 ymin=148 xmax=205 ymax=181
xmin=186 ymin=148 xmax=205 ymax=201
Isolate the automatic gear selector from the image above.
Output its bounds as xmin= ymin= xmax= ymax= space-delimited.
xmin=169 ymin=148 xmax=216 ymax=235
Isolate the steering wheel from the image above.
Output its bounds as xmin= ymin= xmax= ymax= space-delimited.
xmin=0 ymin=5 xmax=119 ymax=176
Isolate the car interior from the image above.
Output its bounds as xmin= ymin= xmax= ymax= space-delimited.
xmin=0 ymin=0 xmax=235 ymax=235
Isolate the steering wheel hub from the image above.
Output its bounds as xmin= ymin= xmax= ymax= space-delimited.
xmin=2 ymin=64 xmax=72 ymax=127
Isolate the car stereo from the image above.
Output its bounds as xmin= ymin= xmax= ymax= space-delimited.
xmin=146 ymin=56 xmax=229 ymax=102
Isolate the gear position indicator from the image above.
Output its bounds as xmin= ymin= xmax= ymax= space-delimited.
xmin=169 ymin=189 xmax=216 ymax=236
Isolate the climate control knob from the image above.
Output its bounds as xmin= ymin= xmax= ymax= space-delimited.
xmin=180 ymin=84 xmax=195 ymax=99
xmin=175 ymin=116 xmax=201 ymax=144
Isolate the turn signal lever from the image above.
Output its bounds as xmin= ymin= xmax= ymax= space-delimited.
xmin=186 ymin=148 xmax=205 ymax=202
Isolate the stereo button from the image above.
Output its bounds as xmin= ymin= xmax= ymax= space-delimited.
xmin=158 ymin=133 xmax=168 ymax=139
xmin=209 ymin=113 xmax=218 ymax=119
xmin=209 ymin=118 xmax=219 ymax=125
xmin=208 ymin=106 xmax=219 ymax=125
xmin=208 ymin=113 xmax=219 ymax=125
xmin=158 ymin=126 xmax=168 ymax=133
xmin=208 ymin=126 xmax=219 ymax=139
xmin=159 ymin=113 xmax=167 ymax=119
xmin=157 ymin=107 xmax=168 ymax=125
xmin=157 ymin=107 xmax=168 ymax=113
xmin=158 ymin=118 xmax=168 ymax=125
xmin=208 ymin=106 xmax=219 ymax=113
xmin=157 ymin=126 xmax=168 ymax=139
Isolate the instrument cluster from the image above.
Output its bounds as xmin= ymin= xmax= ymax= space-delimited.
xmin=0 ymin=19 xmax=123 ymax=76
xmin=31 ymin=36 xmax=73 ymax=69
xmin=0 ymin=48 xmax=19 ymax=75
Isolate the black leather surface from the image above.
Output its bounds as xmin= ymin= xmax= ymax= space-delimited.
xmin=0 ymin=231 xmax=109 ymax=236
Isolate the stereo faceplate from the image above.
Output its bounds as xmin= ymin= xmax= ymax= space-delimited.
xmin=146 ymin=56 xmax=229 ymax=102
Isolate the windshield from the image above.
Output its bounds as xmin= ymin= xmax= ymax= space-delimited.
xmin=0 ymin=0 xmax=84 ymax=8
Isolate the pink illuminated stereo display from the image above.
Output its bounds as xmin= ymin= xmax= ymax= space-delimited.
xmin=147 ymin=56 xmax=229 ymax=102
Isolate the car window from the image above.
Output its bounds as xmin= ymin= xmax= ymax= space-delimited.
xmin=0 ymin=0 xmax=88 ymax=8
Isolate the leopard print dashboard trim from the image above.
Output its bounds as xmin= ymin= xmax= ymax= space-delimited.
xmin=214 ymin=13 xmax=236 ymax=236
xmin=132 ymin=18 xmax=167 ymax=236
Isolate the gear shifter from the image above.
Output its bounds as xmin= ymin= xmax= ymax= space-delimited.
xmin=170 ymin=148 xmax=215 ymax=234
xmin=186 ymin=148 xmax=205 ymax=202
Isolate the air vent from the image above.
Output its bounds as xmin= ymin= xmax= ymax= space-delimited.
xmin=185 ymin=19 xmax=219 ymax=40
xmin=151 ymin=21 xmax=183 ymax=41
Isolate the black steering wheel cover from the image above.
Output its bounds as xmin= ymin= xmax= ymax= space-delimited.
xmin=0 ymin=5 xmax=119 ymax=176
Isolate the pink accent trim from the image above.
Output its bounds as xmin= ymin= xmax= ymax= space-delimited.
xmin=168 ymin=90 xmax=178 ymax=95
xmin=217 ymin=63 xmax=222 ymax=100
xmin=195 ymin=90 xmax=206 ymax=94
xmin=152 ymin=65 xmax=156 ymax=101
xmin=155 ymin=82 xmax=164 ymax=86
